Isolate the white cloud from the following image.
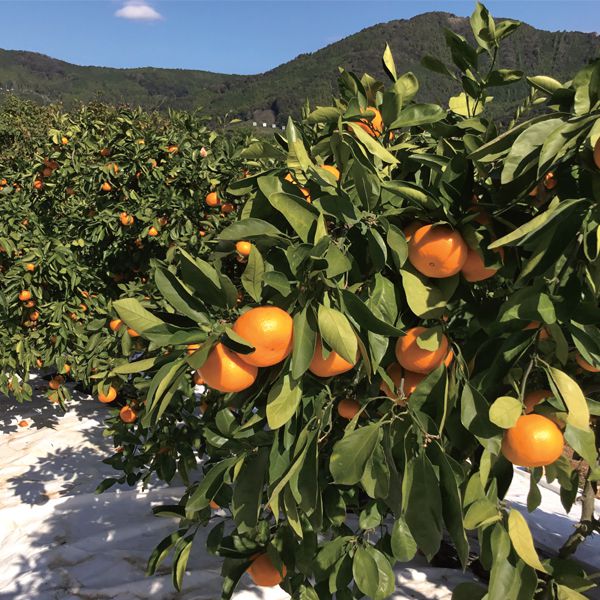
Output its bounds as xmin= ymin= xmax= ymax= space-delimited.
xmin=115 ymin=1 xmax=163 ymax=22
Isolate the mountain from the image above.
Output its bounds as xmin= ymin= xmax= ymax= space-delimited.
xmin=1 ymin=12 xmax=599 ymax=124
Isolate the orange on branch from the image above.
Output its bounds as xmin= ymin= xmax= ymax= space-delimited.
xmin=236 ymin=241 xmax=252 ymax=257
xmin=119 ymin=405 xmax=137 ymax=424
xmin=309 ymin=336 xmax=356 ymax=378
xmin=199 ymin=342 xmax=258 ymax=393
xmin=575 ymin=352 xmax=600 ymax=373
xmin=205 ymin=191 xmax=220 ymax=206
xmin=232 ymin=306 xmax=293 ymax=367
xmin=408 ymin=224 xmax=468 ymax=278
xmin=98 ymin=386 xmax=117 ymax=403
xmin=395 ymin=327 xmax=450 ymax=374
xmin=247 ymin=554 xmax=287 ymax=587
xmin=337 ymin=398 xmax=361 ymax=419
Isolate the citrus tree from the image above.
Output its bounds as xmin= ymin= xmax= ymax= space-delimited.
xmin=96 ymin=4 xmax=600 ymax=599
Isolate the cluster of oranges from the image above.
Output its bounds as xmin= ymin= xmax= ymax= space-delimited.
xmin=97 ymin=383 xmax=137 ymax=423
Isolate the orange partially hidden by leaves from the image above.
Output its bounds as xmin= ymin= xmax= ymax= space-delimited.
xmin=100 ymin=148 xmax=110 ymax=157
xmin=209 ymin=500 xmax=220 ymax=510
xmin=148 ymin=226 xmax=159 ymax=237
xmin=408 ymin=224 xmax=468 ymax=278
xmin=119 ymin=405 xmax=137 ymax=423
xmin=127 ymin=328 xmax=140 ymax=338
xmin=236 ymin=241 xmax=252 ymax=257
xmin=186 ymin=343 xmax=201 ymax=355
xmin=33 ymin=179 xmax=43 ymax=190
xmin=524 ymin=389 xmax=552 ymax=413
xmin=319 ymin=164 xmax=340 ymax=181
xmin=337 ymin=398 xmax=361 ymax=419
xmin=395 ymin=327 xmax=450 ymax=374
xmin=355 ymin=106 xmax=384 ymax=137
xmin=29 ymin=310 xmax=40 ymax=321
xmin=120 ymin=212 xmax=134 ymax=226
xmin=101 ymin=182 xmax=112 ymax=192
xmin=309 ymin=336 xmax=357 ymax=378
xmin=232 ymin=306 xmax=293 ymax=367
xmin=167 ymin=144 xmax=179 ymax=153
xmin=523 ymin=321 xmax=550 ymax=341
xmin=199 ymin=342 xmax=258 ymax=393
xmin=193 ymin=370 xmax=205 ymax=386
xmin=61 ymin=136 xmax=68 ymax=145
xmin=221 ymin=202 xmax=235 ymax=214
xmin=247 ymin=554 xmax=287 ymax=587
xmin=205 ymin=191 xmax=220 ymax=206
xmin=109 ymin=318 xmax=123 ymax=332
xmin=284 ymin=173 xmax=311 ymax=202
xmin=63 ymin=364 xmax=71 ymax=375
xmin=49 ymin=375 xmax=64 ymax=390
xmin=575 ymin=352 xmax=600 ymax=373
xmin=19 ymin=290 xmax=32 ymax=302
xmin=98 ymin=386 xmax=117 ymax=403
xmin=544 ymin=171 xmax=558 ymax=190
xmin=501 ymin=414 xmax=564 ymax=467
xmin=461 ymin=247 xmax=504 ymax=282
xmin=404 ymin=220 xmax=425 ymax=242
xmin=381 ymin=363 xmax=425 ymax=404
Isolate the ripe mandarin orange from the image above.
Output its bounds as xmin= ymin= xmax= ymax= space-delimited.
xmin=236 ymin=241 xmax=252 ymax=257
xmin=127 ymin=328 xmax=140 ymax=337
xmin=575 ymin=352 xmax=600 ymax=373
xmin=284 ymin=173 xmax=311 ymax=202
xmin=205 ymin=191 xmax=220 ymax=206
xmin=408 ymin=225 xmax=468 ymax=278
xmin=19 ymin=290 xmax=32 ymax=302
xmin=119 ymin=405 xmax=137 ymax=424
xmin=380 ymin=362 xmax=425 ymax=403
xmin=395 ymin=327 xmax=450 ymax=374
xmin=319 ymin=165 xmax=340 ymax=180
xmin=461 ymin=247 xmax=504 ymax=282
xmin=232 ymin=307 xmax=293 ymax=367
xmin=48 ymin=375 xmax=64 ymax=390
xmin=501 ymin=414 xmax=564 ymax=467
xmin=120 ymin=212 xmax=134 ymax=226
xmin=523 ymin=321 xmax=550 ymax=341
xmin=247 ymin=554 xmax=287 ymax=587
xmin=109 ymin=318 xmax=123 ymax=332
xmin=356 ymin=106 xmax=383 ymax=137
xmin=193 ymin=370 xmax=205 ymax=386
xmin=309 ymin=336 xmax=357 ymax=377
xmin=98 ymin=386 xmax=118 ymax=403
xmin=148 ymin=226 xmax=159 ymax=237
xmin=199 ymin=342 xmax=258 ymax=393
xmin=337 ymin=398 xmax=361 ymax=419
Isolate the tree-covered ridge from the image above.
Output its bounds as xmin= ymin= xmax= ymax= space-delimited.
xmin=1 ymin=11 xmax=598 ymax=123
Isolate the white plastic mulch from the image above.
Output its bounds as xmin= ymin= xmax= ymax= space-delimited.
xmin=1 ymin=375 xmax=599 ymax=600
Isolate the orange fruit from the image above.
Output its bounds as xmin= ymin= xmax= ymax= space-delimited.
xmin=501 ymin=414 xmax=564 ymax=467
xmin=193 ymin=370 xmax=205 ymax=386
xmin=524 ymin=389 xmax=552 ymax=414
xmin=236 ymin=241 xmax=252 ymax=257
xmin=63 ymin=364 xmax=71 ymax=375
xmin=199 ymin=230 xmax=206 ymax=237
xmin=221 ymin=202 xmax=235 ymax=214
xmin=108 ymin=163 xmax=119 ymax=174
xmin=18 ymin=420 xmax=28 ymax=427
xmin=48 ymin=375 xmax=64 ymax=390
xmin=232 ymin=306 xmax=293 ymax=367
xmin=199 ymin=342 xmax=258 ymax=393
xmin=100 ymin=148 xmax=110 ymax=157
xmin=25 ymin=263 xmax=35 ymax=272
xmin=101 ymin=182 xmax=112 ymax=192
xmin=36 ymin=358 xmax=43 ymax=368
xmin=42 ymin=167 xmax=53 ymax=178
xmin=186 ymin=343 xmax=201 ymax=355
xmin=523 ymin=321 xmax=550 ymax=341
xmin=167 ymin=144 xmax=178 ymax=153
xmin=120 ymin=212 xmax=134 ymax=226
xmin=19 ymin=290 xmax=32 ymax=302
xmin=148 ymin=226 xmax=159 ymax=237
xmin=247 ymin=554 xmax=287 ymax=587
xmin=404 ymin=221 xmax=425 ymax=242
xmin=109 ymin=318 xmax=123 ymax=332
xmin=61 ymin=136 xmax=68 ymax=145
xmin=98 ymin=386 xmax=117 ymax=403
xmin=119 ymin=405 xmax=137 ymax=424
xmin=380 ymin=363 xmax=425 ymax=404
xmin=594 ymin=138 xmax=600 ymax=169
xmin=209 ymin=500 xmax=220 ymax=510
xmin=461 ymin=247 xmax=504 ymax=282
xmin=284 ymin=173 xmax=311 ymax=202
xmin=33 ymin=179 xmax=43 ymax=190
xmin=395 ymin=327 xmax=450 ymax=374
xmin=205 ymin=191 xmax=220 ymax=206
xmin=319 ymin=164 xmax=340 ymax=181
xmin=408 ymin=224 xmax=468 ymax=278
xmin=24 ymin=300 xmax=36 ymax=308
xmin=575 ymin=352 xmax=600 ymax=373
xmin=127 ymin=328 xmax=140 ymax=337
xmin=0 ymin=178 xmax=6 ymax=185
xmin=355 ymin=106 xmax=384 ymax=137
xmin=309 ymin=336 xmax=357 ymax=377
xmin=544 ymin=172 xmax=557 ymax=190
xmin=29 ymin=310 xmax=40 ymax=321
xmin=337 ymin=398 xmax=361 ymax=419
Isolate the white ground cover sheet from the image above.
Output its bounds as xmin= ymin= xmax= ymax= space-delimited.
xmin=1 ymin=375 xmax=599 ymax=600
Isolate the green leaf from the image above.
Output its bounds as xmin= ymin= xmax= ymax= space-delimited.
xmin=113 ymin=298 xmax=179 ymax=343
xmin=401 ymin=268 xmax=458 ymax=318
xmin=547 ymin=367 xmax=590 ymax=430
xmin=154 ymin=268 xmax=211 ymax=324
xmin=172 ymin=535 xmax=194 ymax=591
xmin=389 ymin=103 xmax=445 ymax=128
xmin=187 ymin=457 xmax=239 ymax=512
xmin=267 ymin=374 xmax=302 ymax=429
xmin=452 ymin=582 xmax=487 ymax=600
xmin=421 ymin=56 xmax=455 ymax=79
xmin=507 ymin=509 xmax=547 ymax=573
xmin=268 ymin=192 xmax=318 ymax=243
xmin=219 ymin=218 xmax=283 ymax=240
xmin=318 ymin=305 xmax=357 ymax=364
xmin=470 ymin=1 xmax=495 ymax=53
xmin=340 ymin=289 xmax=404 ymax=336
xmin=330 ymin=423 xmax=380 ymax=485
xmin=463 ymin=498 xmax=500 ymax=530
xmin=241 ymin=246 xmax=264 ymax=302
xmin=386 ymin=224 xmax=408 ymax=269
xmin=382 ymin=43 xmax=397 ymax=81
xmin=346 ymin=123 xmax=398 ymax=164
xmin=291 ymin=306 xmax=316 ymax=379
xmin=232 ymin=447 xmax=269 ymax=532
xmin=489 ymin=396 xmax=523 ymax=429
xmin=391 ymin=517 xmax=417 ymax=562
xmin=352 ymin=546 xmax=395 ymax=600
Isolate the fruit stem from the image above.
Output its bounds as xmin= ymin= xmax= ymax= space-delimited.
xmin=519 ymin=356 xmax=535 ymax=403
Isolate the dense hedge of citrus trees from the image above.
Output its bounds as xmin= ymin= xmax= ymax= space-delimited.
xmin=2 ymin=3 xmax=600 ymax=599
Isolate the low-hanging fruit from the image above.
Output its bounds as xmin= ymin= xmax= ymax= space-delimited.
xmin=109 ymin=318 xmax=123 ymax=332
xmin=205 ymin=191 xmax=220 ymax=206
xmin=501 ymin=414 xmax=564 ymax=467
xmin=199 ymin=342 xmax=258 ymax=393
xmin=408 ymin=224 xmax=468 ymax=278
xmin=98 ymin=386 xmax=118 ymax=403
xmin=119 ymin=405 xmax=137 ymax=423
xmin=337 ymin=398 xmax=361 ymax=419
xmin=355 ymin=106 xmax=383 ymax=137
xmin=19 ymin=290 xmax=32 ymax=302
xmin=309 ymin=336 xmax=357 ymax=377
xmin=380 ymin=362 xmax=424 ymax=404
xmin=247 ymin=554 xmax=287 ymax=588
xmin=120 ymin=212 xmax=134 ymax=226
xmin=395 ymin=327 xmax=452 ymax=374
xmin=575 ymin=352 xmax=600 ymax=373
xmin=235 ymin=240 xmax=252 ymax=257
xmin=232 ymin=306 xmax=293 ymax=367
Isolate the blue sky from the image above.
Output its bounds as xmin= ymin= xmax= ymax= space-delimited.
xmin=1 ymin=1 xmax=598 ymax=74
